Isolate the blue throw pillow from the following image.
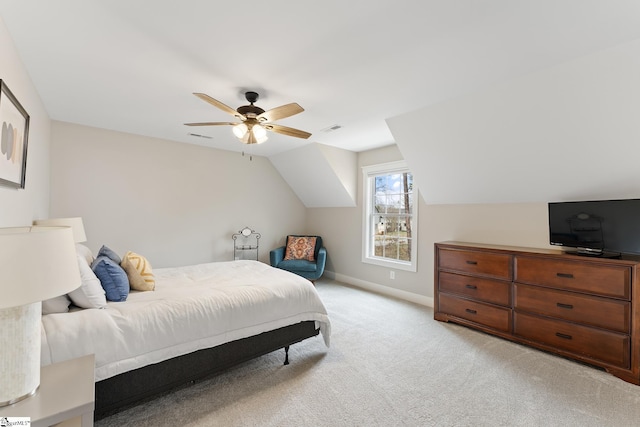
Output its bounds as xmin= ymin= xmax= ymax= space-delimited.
xmin=98 ymin=245 xmax=121 ymax=265
xmin=91 ymin=255 xmax=129 ymax=302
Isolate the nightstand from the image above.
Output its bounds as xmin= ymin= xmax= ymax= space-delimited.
xmin=2 ymin=354 xmax=95 ymax=426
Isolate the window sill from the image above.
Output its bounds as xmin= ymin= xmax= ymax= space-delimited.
xmin=362 ymin=256 xmax=417 ymax=272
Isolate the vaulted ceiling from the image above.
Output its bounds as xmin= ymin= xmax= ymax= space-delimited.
xmin=2 ymin=1 xmax=640 ymax=159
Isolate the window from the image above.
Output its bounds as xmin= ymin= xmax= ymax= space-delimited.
xmin=362 ymin=161 xmax=417 ymax=272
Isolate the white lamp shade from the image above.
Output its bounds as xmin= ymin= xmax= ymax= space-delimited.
xmin=0 ymin=226 xmax=81 ymax=309
xmin=233 ymin=123 xmax=248 ymax=138
xmin=33 ymin=217 xmax=87 ymax=243
xmin=253 ymin=125 xmax=268 ymax=144
xmin=252 ymin=124 xmax=267 ymax=139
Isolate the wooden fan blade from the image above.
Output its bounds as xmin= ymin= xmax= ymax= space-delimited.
xmin=257 ymin=103 xmax=304 ymax=123
xmin=184 ymin=121 xmax=238 ymax=126
xmin=265 ymin=123 xmax=312 ymax=139
xmin=193 ymin=93 xmax=246 ymax=120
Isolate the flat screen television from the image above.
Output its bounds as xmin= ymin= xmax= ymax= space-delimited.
xmin=548 ymin=198 xmax=640 ymax=257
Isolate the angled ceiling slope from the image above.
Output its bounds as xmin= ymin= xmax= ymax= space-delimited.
xmin=269 ymin=143 xmax=356 ymax=208
xmin=388 ymin=38 xmax=640 ymax=205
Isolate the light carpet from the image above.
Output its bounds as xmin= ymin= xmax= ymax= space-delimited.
xmin=96 ymin=279 xmax=640 ymax=426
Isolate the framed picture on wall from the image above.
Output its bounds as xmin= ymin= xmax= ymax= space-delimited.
xmin=0 ymin=79 xmax=30 ymax=189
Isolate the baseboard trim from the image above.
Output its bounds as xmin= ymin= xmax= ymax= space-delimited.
xmin=323 ymin=271 xmax=434 ymax=307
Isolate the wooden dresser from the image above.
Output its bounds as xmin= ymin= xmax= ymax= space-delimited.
xmin=434 ymin=241 xmax=640 ymax=384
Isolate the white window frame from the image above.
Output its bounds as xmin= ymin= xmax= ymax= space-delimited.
xmin=362 ymin=160 xmax=418 ymax=272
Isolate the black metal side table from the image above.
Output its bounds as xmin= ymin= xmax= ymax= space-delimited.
xmin=232 ymin=226 xmax=261 ymax=260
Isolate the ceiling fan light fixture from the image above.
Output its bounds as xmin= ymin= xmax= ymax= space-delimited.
xmin=235 ymin=123 xmax=268 ymax=144
xmin=252 ymin=124 xmax=267 ymax=140
xmin=244 ymin=125 xmax=267 ymax=144
xmin=187 ymin=91 xmax=309 ymax=144
xmin=233 ymin=123 xmax=248 ymax=138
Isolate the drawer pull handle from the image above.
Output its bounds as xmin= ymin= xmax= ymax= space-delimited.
xmin=556 ymin=273 xmax=574 ymax=279
xmin=466 ymin=260 xmax=478 ymax=265
xmin=465 ymin=284 xmax=478 ymax=290
xmin=465 ymin=308 xmax=477 ymax=315
xmin=555 ymin=332 xmax=573 ymax=340
xmin=557 ymin=302 xmax=573 ymax=309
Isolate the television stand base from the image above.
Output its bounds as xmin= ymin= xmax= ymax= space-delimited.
xmin=566 ymin=250 xmax=622 ymax=259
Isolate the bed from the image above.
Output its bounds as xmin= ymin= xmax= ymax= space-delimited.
xmin=40 ymin=257 xmax=331 ymax=418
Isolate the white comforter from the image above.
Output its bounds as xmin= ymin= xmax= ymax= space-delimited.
xmin=40 ymin=260 xmax=331 ymax=381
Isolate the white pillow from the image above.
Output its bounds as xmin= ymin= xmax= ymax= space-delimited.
xmin=76 ymin=243 xmax=95 ymax=265
xmin=42 ymin=294 xmax=71 ymax=315
xmin=68 ymin=254 xmax=107 ymax=309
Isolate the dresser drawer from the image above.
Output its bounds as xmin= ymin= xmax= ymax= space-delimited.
xmin=515 ymin=256 xmax=630 ymax=299
xmin=514 ymin=284 xmax=630 ymax=333
xmin=438 ymin=293 xmax=511 ymax=333
xmin=514 ymin=312 xmax=629 ymax=368
xmin=439 ymin=271 xmax=511 ymax=306
xmin=439 ymin=248 xmax=512 ymax=280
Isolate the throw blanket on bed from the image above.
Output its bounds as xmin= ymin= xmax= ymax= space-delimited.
xmin=41 ymin=260 xmax=331 ymax=381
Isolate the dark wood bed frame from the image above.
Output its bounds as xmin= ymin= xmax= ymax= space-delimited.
xmin=94 ymin=321 xmax=319 ymax=419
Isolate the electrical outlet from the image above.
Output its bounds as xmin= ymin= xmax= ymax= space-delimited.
xmin=390 ymin=270 xmax=395 ymax=280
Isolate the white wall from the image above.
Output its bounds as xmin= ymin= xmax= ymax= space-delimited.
xmin=0 ymin=17 xmax=50 ymax=227
xmin=310 ymin=144 xmax=558 ymax=304
xmin=388 ymin=38 xmax=640 ymax=205
xmin=49 ymin=121 xmax=307 ymax=268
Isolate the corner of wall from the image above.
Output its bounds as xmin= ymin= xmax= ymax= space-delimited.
xmin=269 ymin=142 xmax=357 ymax=208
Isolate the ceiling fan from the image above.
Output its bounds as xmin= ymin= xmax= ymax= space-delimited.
xmin=185 ymin=91 xmax=312 ymax=144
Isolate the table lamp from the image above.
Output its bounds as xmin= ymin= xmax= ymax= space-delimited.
xmin=33 ymin=217 xmax=87 ymax=243
xmin=0 ymin=226 xmax=81 ymax=406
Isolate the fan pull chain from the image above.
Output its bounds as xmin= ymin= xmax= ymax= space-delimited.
xmin=241 ymin=151 xmax=253 ymax=161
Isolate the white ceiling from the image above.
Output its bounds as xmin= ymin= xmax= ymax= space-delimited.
xmin=2 ymin=1 xmax=640 ymax=157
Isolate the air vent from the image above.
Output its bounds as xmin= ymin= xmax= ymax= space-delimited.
xmin=321 ymin=124 xmax=342 ymax=133
xmin=188 ymin=133 xmax=213 ymax=139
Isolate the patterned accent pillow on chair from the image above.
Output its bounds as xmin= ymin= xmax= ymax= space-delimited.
xmin=283 ymin=236 xmax=317 ymax=261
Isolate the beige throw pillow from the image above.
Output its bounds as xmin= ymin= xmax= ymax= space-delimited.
xmin=121 ymin=251 xmax=155 ymax=291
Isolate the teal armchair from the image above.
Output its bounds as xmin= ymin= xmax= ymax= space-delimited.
xmin=270 ymin=235 xmax=326 ymax=281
